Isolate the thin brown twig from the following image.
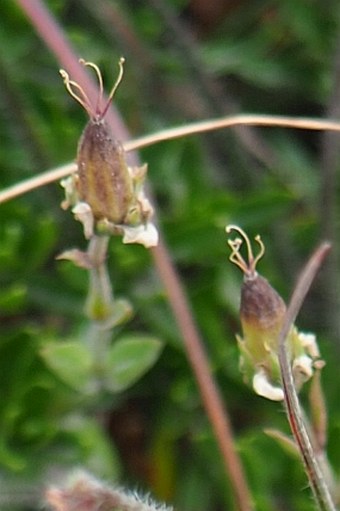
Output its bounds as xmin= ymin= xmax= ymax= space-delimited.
xmin=2 ymin=113 xmax=340 ymax=204
xmin=0 ymin=162 xmax=76 ymax=204
xmin=278 ymin=242 xmax=335 ymax=511
xmin=130 ymin=114 xmax=340 ymax=150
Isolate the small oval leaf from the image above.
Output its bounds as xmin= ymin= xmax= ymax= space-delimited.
xmin=105 ymin=335 xmax=163 ymax=392
xmin=41 ymin=342 xmax=92 ymax=392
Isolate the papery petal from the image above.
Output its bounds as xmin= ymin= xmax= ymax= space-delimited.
xmin=253 ymin=369 xmax=284 ymax=401
xmin=122 ymin=223 xmax=158 ymax=248
xmin=297 ymin=331 xmax=320 ymax=358
xmin=293 ymin=354 xmax=313 ymax=381
xmin=72 ymin=202 xmax=94 ymax=239
xmin=60 ymin=175 xmax=78 ymax=210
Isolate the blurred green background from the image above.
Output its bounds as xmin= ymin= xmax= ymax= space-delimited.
xmin=1 ymin=1 xmax=340 ymax=510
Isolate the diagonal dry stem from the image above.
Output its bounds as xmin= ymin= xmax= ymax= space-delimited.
xmin=277 ymin=242 xmax=335 ymax=511
xmin=2 ymin=114 xmax=340 ymax=204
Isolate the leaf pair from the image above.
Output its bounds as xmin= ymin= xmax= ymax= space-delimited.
xmin=41 ymin=335 xmax=163 ymax=394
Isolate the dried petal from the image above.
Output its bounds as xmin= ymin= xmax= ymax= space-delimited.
xmin=253 ymin=369 xmax=284 ymax=401
xmin=293 ymin=354 xmax=313 ymax=384
xmin=56 ymin=249 xmax=93 ymax=269
xmin=297 ymin=332 xmax=320 ymax=359
xmin=122 ymin=222 xmax=158 ymax=248
xmin=72 ymin=202 xmax=94 ymax=239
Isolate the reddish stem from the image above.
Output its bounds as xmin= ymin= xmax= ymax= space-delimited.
xmin=151 ymin=239 xmax=253 ymax=511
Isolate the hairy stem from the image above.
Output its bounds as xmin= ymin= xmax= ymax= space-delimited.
xmin=278 ymin=242 xmax=335 ymax=511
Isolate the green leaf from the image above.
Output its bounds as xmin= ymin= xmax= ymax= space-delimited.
xmin=105 ymin=335 xmax=163 ymax=392
xmin=40 ymin=341 xmax=93 ymax=392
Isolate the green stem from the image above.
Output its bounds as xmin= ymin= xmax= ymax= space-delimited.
xmin=84 ymin=235 xmax=114 ymax=370
xmin=85 ymin=235 xmax=113 ymax=321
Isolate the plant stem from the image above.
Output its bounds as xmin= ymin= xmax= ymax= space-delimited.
xmin=277 ymin=242 xmax=336 ymax=511
xmin=85 ymin=235 xmax=114 ymax=372
xmin=128 ymin=114 xmax=340 ymax=151
xmin=3 ymin=113 xmax=340 ymax=204
xmin=85 ymin=235 xmax=113 ymax=320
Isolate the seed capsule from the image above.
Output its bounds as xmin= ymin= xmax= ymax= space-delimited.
xmin=227 ymin=225 xmax=285 ymax=354
xmin=226 ymin=225 xmax=322 ymax=401
xmin=240 ymin=273 xmax=286 ymax=355
xmin=60 ymin=58 xmax=133 ymax=224
xmin=77 ymin=120 xmax=133 ymax=223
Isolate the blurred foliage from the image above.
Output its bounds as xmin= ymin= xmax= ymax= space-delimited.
xmin=1 ymin=0 xmax=340 ymax=510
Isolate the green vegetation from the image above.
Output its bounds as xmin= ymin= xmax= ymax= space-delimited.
xmin=1 ymin=1 xmax=340 ymax=510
